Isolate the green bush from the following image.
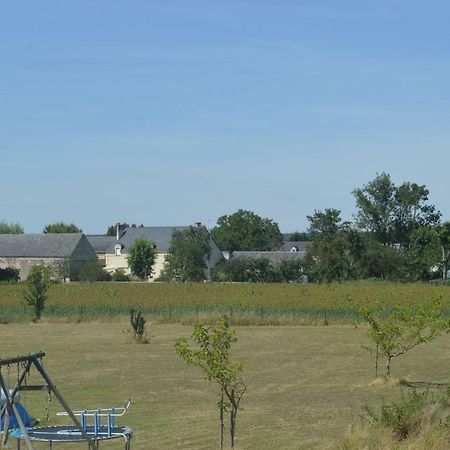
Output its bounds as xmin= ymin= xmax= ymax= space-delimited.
xmin=112 ymin=269 xmax=130 ymax=282
xmin=364 ymin=390 xmax=450 ymax=440
xmin=0 ymin=267 xmax=20 ymax=282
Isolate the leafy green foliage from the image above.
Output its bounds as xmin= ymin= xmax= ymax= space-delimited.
xmin=360 ymin=298 xmax=446 ymax=377
xmin=24 ymin=264 xmax=51 ymax=321
xmin=436 ymin=221 xmax=450 ymax=279
xmin=307 ymin=208 xmax=348 ymax=236
xmin=52 ymin=259 xmax=111 ymax=281
xmin=353 ymin=173 xmax=441 ymax=245
xmin=363 ymin=389 xmax=450 ymax=441
xmin=175 ymin=317 xmax=246 ymax=449
xmin=0 ymin=267 xmax=20 ymax=282
xmin=213 ymin=258 xmax=305 ymax=283
xmin=211 ymin=209 xmax=283 ymax=252
xmin=127 ymin=238 xmax=156 ymax=280
xmin=112 ymin=269 xmax=130 ymax=282
xmin=43 ymin=222 xmax=81 ymax=233
xmin=406 ymin=227 xmax=441 ymax=281
xmin=160 ymin=226 xmax=210 ymax=282
xmin=0 ymin=221 xmax=23 ymax=234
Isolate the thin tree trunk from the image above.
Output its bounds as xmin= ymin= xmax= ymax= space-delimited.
xmin=220 ymin=389 xmax=224 ymax=450
xmin=230 ymin=390 xmax=236 ymax=449
xmin=386 ymin=356 xmax=391 ymax=377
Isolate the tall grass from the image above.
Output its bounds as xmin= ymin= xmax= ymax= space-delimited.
xmin=1 ymin=281 xmax=449 ymax=324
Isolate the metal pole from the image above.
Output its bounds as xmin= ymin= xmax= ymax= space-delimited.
xmin=0 ymin=372 xmax=35 ymax=450
xmin=31 ymin=357 xmax=97 ymax=450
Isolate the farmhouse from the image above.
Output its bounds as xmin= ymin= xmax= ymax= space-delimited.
xmin=104 ymin=225 xmax=224 ymax=280
xmin=0 ymin=233 xmax=97 ymax=279
xmin=85 ymin=235 xmax=117 ymax=266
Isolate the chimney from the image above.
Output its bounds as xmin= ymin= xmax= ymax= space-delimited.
xmin=116 ymin=223 xmax=120 ymax=241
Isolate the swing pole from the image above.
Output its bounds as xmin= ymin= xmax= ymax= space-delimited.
xmin=31 ymin=357 xmax=97 ymax=450
xmin=0 ymin=370 xmax=35 ymax=450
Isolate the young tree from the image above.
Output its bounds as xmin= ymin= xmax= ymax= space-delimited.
xmin=43 ymin=222 xmax=81 ymax=233
xmin=161 ymin=226 xmax=210 ymax=282
xmin=0 ymin=221 xmax=23 ymax=234
xmin=24 ymin=264 xmax=51 ymax=321
xmin=360 ymin=299 xmax=446 ymax=377
xmin=175 ymin=317 xmax=246 ymax=449
xmin=127 ymin=238 xmax=156 ymax=280
xmin=211 ymin=209 xmax=283 ymax=252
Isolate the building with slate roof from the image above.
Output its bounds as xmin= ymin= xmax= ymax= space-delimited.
xmin=86 ymin=235 xmax=117 ymax=266
xmin=0 ymin=233 xmax=97 ymax=279
xmin=104 ymin=225 xmax=224 ymax=280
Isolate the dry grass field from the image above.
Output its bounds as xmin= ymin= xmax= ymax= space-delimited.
xmin=1 ymin=321 xmax=449 ymax=449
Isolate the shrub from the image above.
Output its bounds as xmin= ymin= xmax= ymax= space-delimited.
xmin=0 ymin=267 xmax=20 ymax=282
xmin=112 ymin=269 xmax=130 ymax=282
xmin=129 ymin=308 xmax=149 ymax=343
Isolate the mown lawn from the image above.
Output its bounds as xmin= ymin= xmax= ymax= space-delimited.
xmin=1 ymin=322 xmax=449 ymax=449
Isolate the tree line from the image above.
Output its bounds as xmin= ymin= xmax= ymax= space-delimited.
xmin=2 ymin=172 xmax=449 ymax=283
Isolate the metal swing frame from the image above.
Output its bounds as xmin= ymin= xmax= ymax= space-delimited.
xmin=0 ymin=352 xmax=132 ymax=450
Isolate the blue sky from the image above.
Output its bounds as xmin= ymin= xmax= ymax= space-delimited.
xmin=1 ymin=1 xmax=450 ymax=233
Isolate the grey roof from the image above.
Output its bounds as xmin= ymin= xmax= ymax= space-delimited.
xmin=278 ymin=241 xmax=312 ymax=253
xmin=232 ymin=251 xmax=306 ymax=265
xmin=0 ymin=233 xmax=92 ymax=258
xmin=86 ymin=235 xmax=117 ymax=253
xmin=109 ymin=226 xmax=190 ymax=253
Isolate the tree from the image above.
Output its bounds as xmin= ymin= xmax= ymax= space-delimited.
xmin=304 ymin=235 xmax=351 ymax=282
xmin=406 ymin=227 xmax=441 ymax=281
xmin=0 ymin=221 xmax=23 ymax=234
xmin=307 ymin=208 xmax=348 ymax=236
xmin=353 ymin=172 xmax=396 ymax=245
xmin=24 ymin=264 xmax=51 ymax=321
xmin=211 ymin=209 xmax=283 ymax=252
xmin=353 ymin=173 xmax=441 ymax=246
xmin=43 ymin=222 xmax=81 ymax=233
xmin=127 ymin=238 xmax=156 ymax=280
xmin=106 ymin=223 xmax=144 ymax=236
xmin=436 ymin=221 xmax=450 ymax=279
xmin=360 ymin=299 xmax=446 ymax=377
xmin=160 ymin=226 xmax=210 ymax=282
xmin=392 ymin=182 xmax=441 ymax=244
xmin=175 ymin=317 xmax=246 ymax=449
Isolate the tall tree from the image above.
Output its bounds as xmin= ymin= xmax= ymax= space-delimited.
xmin=307 ymin=208 xmax=347 ymax=236
xmin=127 ymin=238 xmax=156 ymax=280
xmin=161 ymin=226 xmax=211 ymax=281
xmin=392 ymin=182 xmax=441 ymax=244
xmin=43 ymin=222 xmax=81 ymax=233
xmin=211 ymin=209 xmax=283 ymax=252
xmin=353 ymin=173 xmax=440 ymax=245
xmin=0 ymin=221 xmax=23 ymax=234
xmin=353 ymin=172 xmax=396 ymax=245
